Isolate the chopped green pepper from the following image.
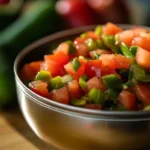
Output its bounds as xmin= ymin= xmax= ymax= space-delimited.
xmin=96 ymin=39 xmax=106 ymax=49
xmin=80 ymin=32 xmax=87 ymax=38
xmin=85 ymin=38 xmax=98 ymax=51
xmin=95 ymin=26 xmax=102 ymax=36
xmin=72 ymin=58 xmax=81 ymax=71
xmin=130 ymin=63 xmax=150 ymax=82
xmin=35 ymin=70 xmax=51 ymax=81
xmin=66 ymin=40 xmax=76 ymax=54
xmin=102 ymin=35 xmax=120 ymax=53
xmin=70 ymin=96 xmax=87 ymax=106
xmin=130 ymin=46 xmax=137 ymax=56
xmin=102 ymin=74 xmax=123 ymax=90
xmin=94 ymin=53 xmax=100 ymax=60
xmin=117 ymin=68 xmax=129 ymax=77
xmin=88 ymin=88 xmax=105 ymax=104
xmin=106 ymin=89 xmax=119 ymax=101
xmin=123 ymin=81 xmax=133 ymax=89
xmin=79 ymin=75 xmax=88 ymax=90
xmin=49 ymin=76 xmax=65 ymax=90
xmin=120 ymin=43 xmax=133 ymax=58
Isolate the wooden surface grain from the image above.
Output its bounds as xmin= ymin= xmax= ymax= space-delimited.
xmin=0 ymin=108 xmax=53 ymax=150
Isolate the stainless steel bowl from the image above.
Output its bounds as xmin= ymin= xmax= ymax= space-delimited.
xmin=14 ymin=25 xmax=150 ymax=150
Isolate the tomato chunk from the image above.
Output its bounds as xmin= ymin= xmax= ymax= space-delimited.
xmin=103 ymin=22 xmax=122 ymax=35
xmin=67 ymin=80 xmax=82 ymax=99
xmin=41 ymin=52 xmax=69 ymax=76
xmin=29 ymin=80 xmax=50 ymax=98
xmin=50 ymin=86 xmax=69 ymax=104
xmin=136 ymin=47 xmax=150 ymax=68
xmin=118 ymin=90 xmax=137 ymax=110
xmin=87 ymin=76 xmax=107 ymax=92
xmin=20 ymin=61 xmax=42 ymax=81
xmin=85 ymin=60 xmax=102 ymax=78
xmin=134 ymin=83 xmax=150 ymax=105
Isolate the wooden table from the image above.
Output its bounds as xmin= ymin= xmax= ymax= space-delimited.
xmin=0 ymin=108 xmax=53 ymax=150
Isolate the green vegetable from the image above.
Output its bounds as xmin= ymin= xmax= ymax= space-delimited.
xmin=0 ymin=1 xmax=61 ymax=60
xmin=85 ymin=38 xmax=98 ymax=51
xmin=120 ymin=43 xmax=133 ymax=58
xmin=88 ymin=88 xmax=105 ymax=104
xmin=130 ymin=46 xmax=137 ymax=56
xmin=102 ymin=74 xmax=122 ymax=90
xmin=0 ymin=51 xmax=16 ymax=108
xmin=35 ymin=70 xmax=51 ymax=81
xmin=95 ymin=26 xmax=102 ymax=36
xmin=49 ymin=76 xmax=65 ymax=90
xmin=61 ymin=74 xmax=73 ymax=84
xmin=117 ymin=68 xmax=129 ymax=77
xmin=123 ymin=81 xmax=133 ymax=89
xmin=106 ymin=89 xmax=119 ymax=101
xmin=79 ymin=75 xmax=88 ymax=90
xmin=94 ymin=53 xmax=100 ymax=59
xmin=102 ymin=35 xmax=120 ymax=53
xmin=130 ymin=63 xmax=150 ymax=82
xmin=66 ymin=40 xmax=76 ymax=54
xmin=70 ymin=97 xmax=87 ymax=106
xmin=96 ymin=39 xmax=106 ymax=49
xmin=80 ymin=32 xmax=87 ymax=38
xmin=72 ymin=58 xmax=81 ymax=71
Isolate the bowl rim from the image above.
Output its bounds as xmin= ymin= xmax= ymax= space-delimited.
xmin=14 ymin=24 xmax=150 ymax=120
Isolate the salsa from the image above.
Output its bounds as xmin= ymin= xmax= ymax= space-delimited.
xmin=20 ymin=22 xmax=150 ymax=111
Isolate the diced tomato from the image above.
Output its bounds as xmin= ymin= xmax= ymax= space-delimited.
xmin=20 ymin=61 xmax=42 ymax=81
xmin=54 ymin=42 xmax=69 ymax=55
xmin=87 ymin=76 xmax=107 ymax=92
xmin=132 ymin=27 xmax=148 ymax=37
xmin=86 ymin=31 xmax=98 ymax=40
xmin=74 ymin=37 xmax=85 ymax=45
xmin=64 ymin=59 xmax=85 ymax=80
xmin=99 ymin=54 xmax=116 ymax=75
xmin=50 ymin=86 xmax=69 ymax=104
xmin=85 ymin=60 xmax=102 ymax=78
xmin=41 ymin=52 xmax=69 ymax=77
xmin=75 ymin=43 xmax=89 ymax=57
xmin=136 ymin=47 xmax=150 ymax=68
xmin=67 ymin=80 xmax=82 ymax=99
xmin=134 ymin=83 xmax=150 ymax=105
xmin=132 ymin=36 xmax=150 ymax=51
xmin=114 ymin=54 xmax=132 ymax=69
xmin=118 ymin=90 xmax=137 ymax=110
xmin=103 ymin=22 xmax=122 ymax=35
xmin=89 ymin=49 xmax=112 ymax=59
xmin=84 ymin=104 xmax=102 ymax=110
xmin=29 ymin=80 xmax=50 ymax=98
xmin=117 ymin=30 xmax=134 ymax=46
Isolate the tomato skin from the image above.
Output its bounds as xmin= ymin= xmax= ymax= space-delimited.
xmin=132 ymin=36 xmax=150 ymax=51
xmin=64 ymin=59 xmax=86 ymax=80
xmin=117 ymin=30 xmax=134 ymax=46
xmin=29 ymin=80 xmax=50 ymax=98
xmin=134 ymin=83 xmax=150 ymax=105
xmin=41 ymin=52 xmax=69 ymax=77
xmin=87 ymin=76 xmax=107 ymax=92
xmin=103 ymin=22 xmax=122 ymax=35
xmin=118 ymin=90 xmax=137 ymax=110
xmin=85 ymin=60 xmax=102 ymax=78
xmin=20 ymin=61 xmax=42 ymax=81
xmin=136 ymin=47 xmax=150 ymax=68
xmin=50 ymin=86 xmax=69 ymax=104
xmin=75 ymin=43 xmax=89 ymax=57
xmin=89 ymin=49 xmax=111 ymax=59
xmin=67 ymin=80 xmax=82 ymax=99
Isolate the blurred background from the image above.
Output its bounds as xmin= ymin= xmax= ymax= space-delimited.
xmin=0 ymin=0 xmax=150 ymax=149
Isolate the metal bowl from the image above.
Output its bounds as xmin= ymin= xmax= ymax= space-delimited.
xmin=14 ymin=25 xmax=150 ymax=150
